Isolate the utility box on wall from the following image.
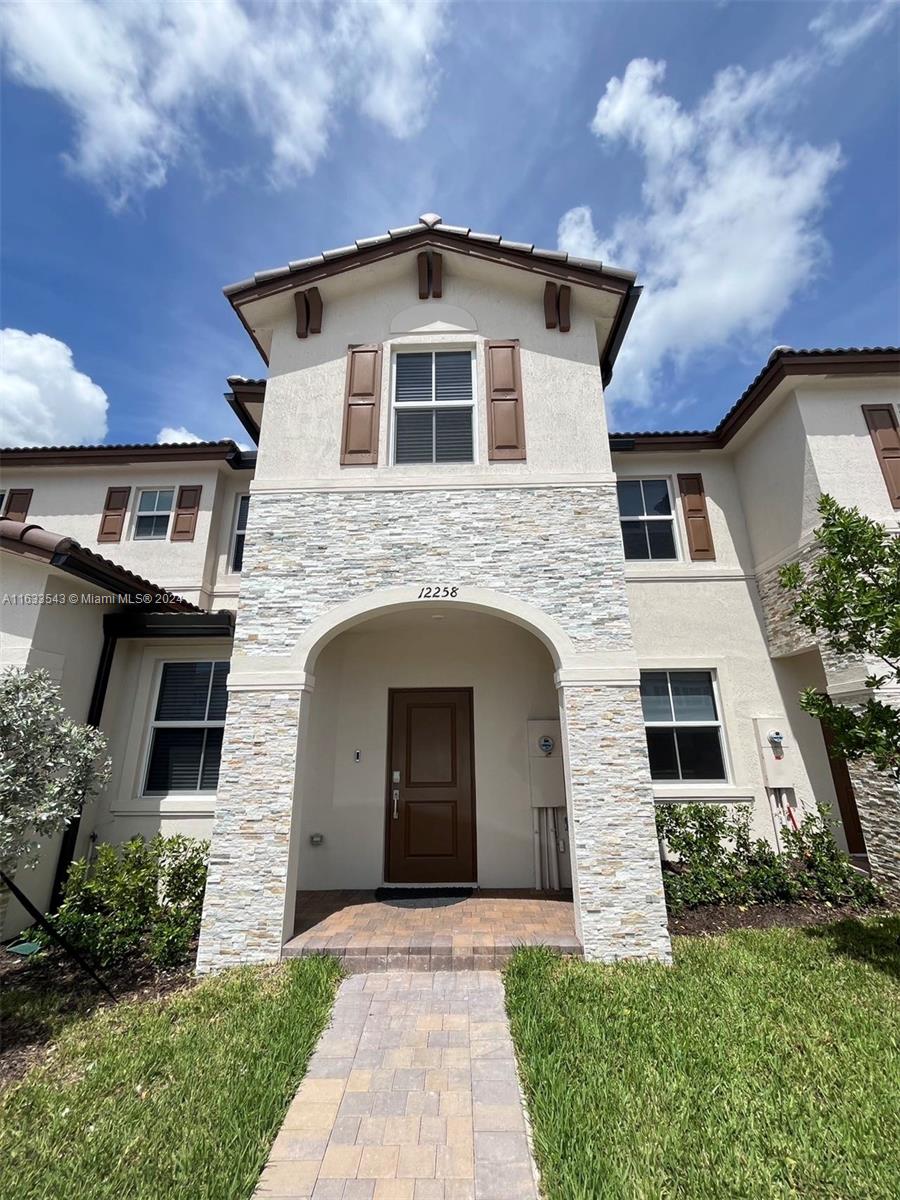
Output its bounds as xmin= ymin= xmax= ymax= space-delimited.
xmin=752 ymin=717 xmax=795 ymax=789
xmin=527 ymin=719 xmax=565 ymax=808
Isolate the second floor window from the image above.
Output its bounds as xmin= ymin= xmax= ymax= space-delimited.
xmin=134 ymin=488 xmax=174 ymax=539
xmin=231 ymin=495 xmax=250 ymax=572
xmin=393 ymin=350 xmax=474 ymax=464
xmin=617 ymin=479 xmax=677 ymax=560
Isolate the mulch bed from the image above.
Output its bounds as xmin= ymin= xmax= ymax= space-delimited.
xmin=0 ymin=945 xmax=195 ymax=1091
xmin=669 ymin=899 xmax=885 ymax=938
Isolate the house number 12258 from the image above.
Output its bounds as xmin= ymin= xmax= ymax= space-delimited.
xmin=417 ymin=586 xmax=459 ymax=599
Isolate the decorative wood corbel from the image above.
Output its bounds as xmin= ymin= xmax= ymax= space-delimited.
xmin=416 ymin=250 xmax=443 ymax=299
xmin=295 ymin=287 xmax=324 ymax=338
xmin=542 ymin=280 xmax=571 ymax=332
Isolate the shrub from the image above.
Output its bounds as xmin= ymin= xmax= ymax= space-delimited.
xmin=46 ymin=835 xmax=209 ymax=968
xmin=656 ymin=802 xmax=880 ymax=914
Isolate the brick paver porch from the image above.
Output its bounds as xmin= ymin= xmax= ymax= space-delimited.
xmin=283 ymin=891 xmax=581 ymax=972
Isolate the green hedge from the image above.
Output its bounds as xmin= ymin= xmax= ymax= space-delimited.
xmin=655 ymin=803 xmax=880 ymax=914
xmin=43 ymin=834 xmax=209 ymax=967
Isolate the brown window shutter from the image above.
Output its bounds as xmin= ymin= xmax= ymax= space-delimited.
xmin=3 ymin=488 xmax=33 ymax=523
xmin=97 ymin=487 xmax=130 ymax=542
xmin=170 ymin=485 xmax=202 ymax=542
xmin=431 ymin=252 xmax=443 ymax=299
xmin=417 ymin=253 xmax=429 ymax=300
xmin=678 ymin=474 xmax=716 ymax=561
xmin=862 ymin=404 xmax=900 ymax=508
xmin=485 ymin=340 xmax=526 ymax=461
xmin=341 ymin=345 xmax=383 ymax=466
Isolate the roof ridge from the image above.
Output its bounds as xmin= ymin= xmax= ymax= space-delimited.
xmin=609 ymin=347 xmax=900 ymax=443
xmin=222 ymin=216 xmax=637 ymax=296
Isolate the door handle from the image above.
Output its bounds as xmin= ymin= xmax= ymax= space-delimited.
xmin=392 ymin=789 xmax=400 ymax=819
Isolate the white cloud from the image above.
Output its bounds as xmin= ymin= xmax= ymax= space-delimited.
xmin=0 ymin=0 xmax=448 ymax=207
xmin=0 ymin=329 xmax=108 ymax=447
xmin=559 ymin=1 xmax=895 ymax=416
xmin=157 ymin=426 xmax=205 ymax=444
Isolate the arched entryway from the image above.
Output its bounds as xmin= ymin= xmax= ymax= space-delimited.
xmin=197 ymin=586 xmax=672 ymax=973
xmin=284 ymin=604 xmax=578 ymax=968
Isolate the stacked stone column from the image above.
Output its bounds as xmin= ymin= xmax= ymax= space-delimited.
xmin=559 ymin=680 xmax=671 ymax=963
xmin=196 ymin=685 xmax=307 ymax=973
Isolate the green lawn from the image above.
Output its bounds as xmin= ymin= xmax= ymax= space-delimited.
xmin=505 ymin=917 xmax=900 ymax=1200
xmin=0 ymin=956 xmax=341 ymax=1200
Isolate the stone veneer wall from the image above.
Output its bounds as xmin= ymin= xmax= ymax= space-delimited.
xmin=755 ymin=542 xmax=819 ymax=659
xmin=562 ymin=683 xmax=671 ymax=962
xmin=757 ymin=544 xmax=900 ymax=903
xmin=196 ymin=689 xmax=302 ymax=972
xmin=847 ymin=751 xmax=900 ymax=904
xmin=198 ymin=482 xmax=674 ymax=970
xmin=237 ymin=485 xmax=633 ymax=655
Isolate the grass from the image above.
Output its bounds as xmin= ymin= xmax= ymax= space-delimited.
xmin=0 ymin=956 xmax=341 ymax=1200
xmin=505 ymin=916 xmax=900 ymax=1200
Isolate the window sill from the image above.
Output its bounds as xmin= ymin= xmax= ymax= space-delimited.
xmin=652 ymin=785 xmax=756 ymax=803
xmin=111 ymin=795 xmax=217 ymax=817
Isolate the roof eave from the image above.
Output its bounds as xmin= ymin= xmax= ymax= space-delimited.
xmin=224 ymin=228 xmax=635 ymax=310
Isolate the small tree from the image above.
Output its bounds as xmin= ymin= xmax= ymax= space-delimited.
xmin=779 ymin=495 xmax=900 ymax=775
xmin=0 ymin=668 xmax=111 ymax=930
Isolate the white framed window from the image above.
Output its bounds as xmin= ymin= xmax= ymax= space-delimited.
xmin=392 ymin=349 xmax=475 ymax=464
xmin=617 ymin=478 xmax=678 ymax=560
xmin=134 ymin=488 xmax=175 ymax=540
xmin=640 ymin=670 xmax=727 ymax=781
xmin=230 ymin=494 xmax=250 ymax=572
xmin=143 ymin=661 xmax=229 ymax=794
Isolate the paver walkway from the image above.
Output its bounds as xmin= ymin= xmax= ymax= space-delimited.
xmin=254 ymin=971 xmax=540 ymax=1200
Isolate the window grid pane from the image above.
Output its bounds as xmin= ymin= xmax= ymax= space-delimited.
xmin=395 ymin=408 xmax=435 ymax=463
xmin=145 ymin=661 xmax=230 ymax=794
xmin=617 ymin=478 xmax=677 ymax=561
xmin=394 ymin=352 xmax=474 ymax=465
xmin=641 ymin=670 xmax=726 ymax=781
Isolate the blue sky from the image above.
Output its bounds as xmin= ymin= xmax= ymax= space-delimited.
xmin=1 ymin=0 xmax=898 ymax=448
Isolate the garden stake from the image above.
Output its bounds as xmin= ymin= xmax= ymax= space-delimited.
xmin=0 ymin=870 xmax=116 ymax=999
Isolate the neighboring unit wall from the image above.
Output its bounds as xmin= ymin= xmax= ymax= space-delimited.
xmin=88 ymin=638 xmax=234 ymax=851
xmin=0 ymin=557 xmax=106 ymax=938
xmin=0 ymin=462 xmax=254 ymax=610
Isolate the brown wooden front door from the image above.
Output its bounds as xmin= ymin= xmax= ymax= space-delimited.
xmin=385 ymin=689 xmax=476 ymax=883
xmin=821 ymin=722 xmax=867 ymax=856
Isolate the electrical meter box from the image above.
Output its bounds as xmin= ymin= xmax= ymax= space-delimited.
xmin=527 ymin=719 xmax=565 ymax=808
xmin=752 ymin=717 xmax=795 ymax=788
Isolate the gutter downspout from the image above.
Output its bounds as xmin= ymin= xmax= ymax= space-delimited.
xmin=49 ymin=627 xmax=118 ymax=908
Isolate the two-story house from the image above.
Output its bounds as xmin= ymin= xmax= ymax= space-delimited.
xmin=2 ymin=214 xmax=898 ymax=970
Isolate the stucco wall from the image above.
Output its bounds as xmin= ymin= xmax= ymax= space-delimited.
xmin=256 ymin=265 xmax=614 ymax=488
xmin=294 ymin=611 xmax=559 ymax=890
xmin=88 ymin=638 xmax=233 ymax=849
xmin=732 ymin=389 xmax=822 ymax=571
xmin=799 ymin=385 xmax=900 ymax=521
xmin=612 ymin=450 xmax=755 ymax=574
xmin=626 ymin=576 xmax=821 ymax=840
xmin=1 ymin=558 xmax=106 ymax=938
